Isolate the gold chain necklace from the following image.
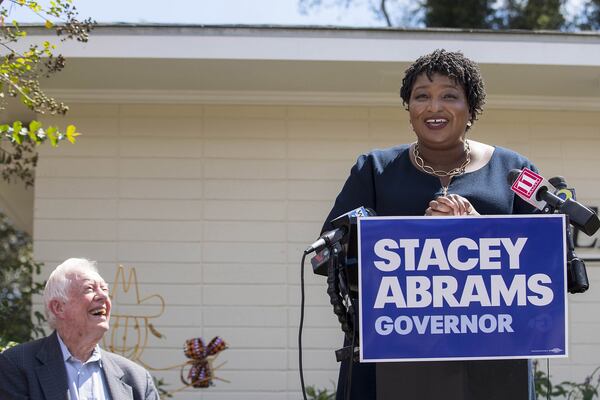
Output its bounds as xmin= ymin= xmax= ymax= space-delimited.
xmin=413 ymin=140 xmax=471 ymax=196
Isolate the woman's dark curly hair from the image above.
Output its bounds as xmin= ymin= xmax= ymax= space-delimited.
xmin=400 ymin=49 xmax=486 ymax=125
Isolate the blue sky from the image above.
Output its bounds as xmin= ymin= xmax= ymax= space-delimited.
xmin=7 ymin=0 xmax=585 ymax=26
xmin=8 ymin=0 xmax=387 ymax=26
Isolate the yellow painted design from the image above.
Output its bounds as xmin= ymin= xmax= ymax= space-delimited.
xmin=103 ymin=265 xmax=229 ymax=395
xmin=102 ymin=265 xmax=165 ymax=363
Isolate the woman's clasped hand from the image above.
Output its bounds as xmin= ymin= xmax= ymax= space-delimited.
xmin=425 ymin=194 xmax=479 ymax=216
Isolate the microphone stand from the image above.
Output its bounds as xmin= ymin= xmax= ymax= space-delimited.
xmin=324 ymin=241 xmax=359 ymax=400
xmin=543 ymin=205 xmax=590 ymax=293
xmin=325 ymin=241 xmax=359 ymax=362
xmin=564 ymin=215 xmax=590 ymax=293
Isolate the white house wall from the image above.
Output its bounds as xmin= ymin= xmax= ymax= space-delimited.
xmin=33 ymin=102 xmax=600 ymax=399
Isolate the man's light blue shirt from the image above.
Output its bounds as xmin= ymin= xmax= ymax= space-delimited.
xmin=57 ymin=334 xmax=111 ymax=400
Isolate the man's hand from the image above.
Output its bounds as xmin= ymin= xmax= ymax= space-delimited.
xmin=425 ymin=194 xmax=479 ymax=216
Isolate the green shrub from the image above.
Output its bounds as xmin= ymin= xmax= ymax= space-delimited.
xmin=0 ymin=211 xmax=45 ymax=343
xmin=535 ymin=361 xmax=600 ymax=399
xmin=306 ymin=383 xmax=336 ymax=400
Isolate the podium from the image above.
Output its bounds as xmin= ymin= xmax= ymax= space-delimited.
xmin=336 ymin=216 xmax=567 ymax=400
xmin=376 ymin=360 xmax=529 ymax=400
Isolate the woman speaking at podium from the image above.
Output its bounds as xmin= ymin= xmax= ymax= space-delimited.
xmin=322 ymin=49 xmax=537 ymax=400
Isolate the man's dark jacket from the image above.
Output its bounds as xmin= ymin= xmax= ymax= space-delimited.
xmin=0 ymin=331 xmax=159 ymax=400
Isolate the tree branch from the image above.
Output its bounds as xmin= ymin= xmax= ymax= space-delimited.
xmin=380 ymin=0 xmax=392 ymax=27
xmin=0 ymin=73 xmax=35 ymax=103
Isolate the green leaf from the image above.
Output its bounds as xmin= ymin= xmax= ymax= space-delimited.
xmin=12 ymin=121 xmax=22 ymax=144
xmin=65 ymin=124 xmax=80 ymax=144
xmin=46 ymin=126 xmax=58 ymax=147
xmin=27 ymin=130 xmax=38 ymax=143
xmin=28 ymin=120 xmax=41 ymax=133
xmin=28 ymin=121 xmax=42 ymax=143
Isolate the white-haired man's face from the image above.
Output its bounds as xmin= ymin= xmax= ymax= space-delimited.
xmin=52 ymin=271 xmax=112 ymax=343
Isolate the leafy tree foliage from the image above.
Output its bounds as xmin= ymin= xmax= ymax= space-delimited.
xmin=0 ymin=0 xmax=91 ymax=186
xmin=0 ymin=338 xmax=18 ymax=351
xmin=0 ymin=210 xmax=45 ymax=343
xmin=300 ymin=0 xmax=581 ymax=30
xmin=423 ymin=0 xmax=495 ymax=29
xmin=495 ymin=0 xmax=566 ymax=29
xmin=579 ymin=0 xmax=600 ymax=29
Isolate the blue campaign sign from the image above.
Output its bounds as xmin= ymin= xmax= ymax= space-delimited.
xmin=358 ymin=215 xmax=567 ymax=362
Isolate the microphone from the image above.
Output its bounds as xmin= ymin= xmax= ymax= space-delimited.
xmin=304 ymin=206 xmax=375 ymax=255
xmin=305 ymin=227 xmax=346 ymax=255
xmin=508 ymin=169 xmax=595 ymax=293
xmin=507 ymin=168 xmax=557 ymax=212
xmin=548 ymin=176 xmax=574 ymax=201
xmin=508 ymin=168 xmax=600 ymax=236
xmin=547 ymin=176 xmax=589 ymax=293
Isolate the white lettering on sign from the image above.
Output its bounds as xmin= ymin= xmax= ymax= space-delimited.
xmin=372 ymin=237 xmax=528 ymax=272
xmin=372 ymin=273 xmax=553 ymax=309
xmin=374 ymin=314 xmax=514 ymax=335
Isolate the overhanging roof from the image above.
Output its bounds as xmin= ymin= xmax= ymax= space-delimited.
xmin=14 ymin=25 xmax=600 ymax=109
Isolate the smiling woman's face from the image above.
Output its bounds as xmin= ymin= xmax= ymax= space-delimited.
xmin=408 ymin=72 xmax=471 ymax=150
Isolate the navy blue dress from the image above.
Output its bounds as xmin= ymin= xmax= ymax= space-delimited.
xmin=322 ymin=144 xmax=537 ymax=400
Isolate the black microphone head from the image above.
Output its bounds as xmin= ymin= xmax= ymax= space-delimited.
xmin=507 ymin=169 xmax=522 ymax=186
xmin=549 ymin=176 xmax=567 ymax=189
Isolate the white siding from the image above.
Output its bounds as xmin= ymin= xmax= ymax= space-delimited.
xmin=33 ymin=103 xmax=600 ymax=398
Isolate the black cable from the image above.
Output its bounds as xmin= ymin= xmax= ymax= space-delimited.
xmin=345 ymin=311 xmax=357 ymax=400
xmin=299 ymin=251 xmax=308 ymax=400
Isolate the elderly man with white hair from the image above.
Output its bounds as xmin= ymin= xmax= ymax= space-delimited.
xmin=0 ymin=258 xmax=159 ymax=400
